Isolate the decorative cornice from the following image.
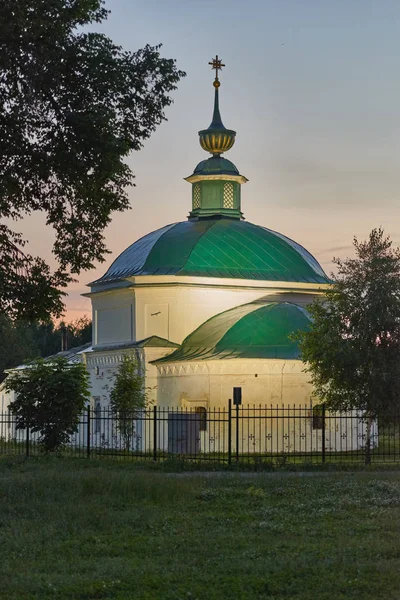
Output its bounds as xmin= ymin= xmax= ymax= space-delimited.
xmin=87 ymin=349 xmax=144 ymax=368
xmin=88 ymin=355 xmax=125 ymax=367
xmin=84 ymin=278 xmax=329 ymax=298
xmin=157 ymin=359 xmax=305 ymax=377
xmin=82 ymin=287 xmax=134 ymax=298
xmin=184 ymin=173 xmax=248 ymax=185
xmin=125 ymin=277 xmax=330 ymax=293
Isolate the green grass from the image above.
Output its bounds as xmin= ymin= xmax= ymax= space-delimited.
xmin=1 ymin=458 xmax=400 ymax=599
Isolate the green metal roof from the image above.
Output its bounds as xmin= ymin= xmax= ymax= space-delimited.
xmin=153 ymin=301 xmax=311 ymax=363
xmin=92 ymin=218 xmax=329 ymax=286
xmin=93 ymin=336 xmax=179 ymax=352
xmin=193 ymin=156 xmax=239 ymax=176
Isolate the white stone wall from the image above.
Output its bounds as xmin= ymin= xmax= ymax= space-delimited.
xmin=155 ymin=358 xmax=371 ymax=453
xmin=0 ymin=387 xmax=12 ymax=412
xmin=91 ymin=288 xmax=135 ymax=347
xmin=0 ymin=387 xmax=15 ymax=441
xmin=134 ymin=285 xmax=267 ymax=344
xmin=86 ymin=346 xmax=174 ymax=407
xmin=156 ymin=359 xmax=312 ymax=407
xmin=84 ymin=346 xmax=174 ymax=452
xmin=90 ymin=275 xmax=324 ymax=348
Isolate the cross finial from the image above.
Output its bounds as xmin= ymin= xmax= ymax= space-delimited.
xmin=208 ymin=55 xmax=225 ymax=87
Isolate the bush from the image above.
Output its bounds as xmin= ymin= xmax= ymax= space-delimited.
xmin=5 ymin=357 xmax=90 ymax=452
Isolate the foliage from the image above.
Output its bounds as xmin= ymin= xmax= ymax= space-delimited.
xmin=296 ymin=228 xmax=400 ymax=422
xmin=1 ymin=463 xmax=400 ymax=599
xmin=43 ymin=315 xmax=92 ymax=354
xmin=65 ymin=316 xmax=92 ymax=347
xmin=0 ymin=227 xmax=69 ymax=321
xmin=25 ymin=315 xmax=92 ymax=357
xmin=0 ymin=313 xmax=38 ymax=382
xmin=110 ymin=354 xmax=149 ymax=450
xmin=0 ymin=314 xmax=92 ymax=381
xmin=5 ymin=357 xmax=90 ymax=452
xmin=0 ymin=0 xmax=185 ymax=320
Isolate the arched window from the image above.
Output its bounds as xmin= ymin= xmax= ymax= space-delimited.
xmin=195 ymin=406 xmax=207 ymax=431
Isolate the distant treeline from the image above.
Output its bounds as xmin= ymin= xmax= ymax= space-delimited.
xmin=0 ymin=315 xmax=92 ymax=382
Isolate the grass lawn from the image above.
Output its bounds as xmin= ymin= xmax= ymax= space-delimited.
xmin=1 ymin=459 xmax=400 ymax=599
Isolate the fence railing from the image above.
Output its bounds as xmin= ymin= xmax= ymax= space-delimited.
xmin=1 ymin=403 xmax=399 ymax=465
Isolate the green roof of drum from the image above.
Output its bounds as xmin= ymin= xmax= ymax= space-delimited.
xmin=94 ymin=218 xmax=329 ymax=285
xmin=154 ymin=301 xmax=311 ymax=362
xmin=193 ymin=156 xmax=239 ymax=176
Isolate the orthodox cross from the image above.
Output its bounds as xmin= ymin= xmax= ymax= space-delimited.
xmin=209 ymin=55 xmax=225 ymax=82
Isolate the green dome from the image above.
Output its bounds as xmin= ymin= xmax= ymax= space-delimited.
xmin=92 ymin=218 xmax=329 ymax=286
xmin=154 ymin=301 xmax=311 ymax=362
xmin=193 ymin=156 xmax=239 ymax=176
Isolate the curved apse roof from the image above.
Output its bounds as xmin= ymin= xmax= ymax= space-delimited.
xmin=153 ymin=301 xmax=311 ymax=363
xmin=92 ymin=218 xmax=329 ymax=286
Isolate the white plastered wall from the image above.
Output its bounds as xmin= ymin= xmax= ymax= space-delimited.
xmin=155 ymin=359 xmax=367 ymax=453
xmin=84 ymin=346 xmax=175 ymax=452
xmin=89 ymin=275 xmax=324 ymax=348
xmin=91 ymin=288 xmax=135 ymax=347
xmin=156 ymin=359 xmax=312 ymax=408
xmin=134 ymin=285 xmax=266 ymax=344
xmin=0 ymin=386 xmax=14 ymax=412
xmin=85 ymin=346 xmax=175 ymax=409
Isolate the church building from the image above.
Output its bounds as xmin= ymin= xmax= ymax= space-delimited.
xmin=1 ymin=58 xmax=371 ymax=456
xmin=84 ymin=57 xmax=331 ymax=414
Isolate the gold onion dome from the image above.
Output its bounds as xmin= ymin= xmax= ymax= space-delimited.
xmin=198 ymin=56 xmax=236 ymax=156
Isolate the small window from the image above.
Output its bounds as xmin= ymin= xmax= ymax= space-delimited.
xmin=195 ymin=407 xmax=207 ymax=431
xmin=193 ymin=184 xmax=201 ymax=209
xmin=223 ymin=182 xmax=234 ymax=209
xmin=93 ymin=397 xmax=101 ymax=434
xmin=312 ymin=405 xmax=325 ymax=430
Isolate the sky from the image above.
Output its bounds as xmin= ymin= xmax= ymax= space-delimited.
xmin=18 ymin=0 xmax=400 ymax=319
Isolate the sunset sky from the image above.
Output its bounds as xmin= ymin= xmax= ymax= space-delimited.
xmin=18 ymin=0 xmax=400 ymax=319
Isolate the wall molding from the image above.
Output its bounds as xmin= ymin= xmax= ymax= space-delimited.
xmin=157 ymin=359 xmax=305 ymax=377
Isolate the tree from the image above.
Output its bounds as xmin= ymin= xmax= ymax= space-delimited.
xmin=39 ymin=315 xmax=92 ymax=355
xmin=0 ymin=314 xmax=92 ymax=381
xmin=24 ymin=320 xmax=62 ymax=358
xmin=296 ymin=228 xmax=400 ymax=462
xmin=0 ymin=232 xmax=68 ymax=321
xmin=63 ymin=316 xmax=92 ymax=347
xmin=110 ymin=354 xmax=149 ymax=451
xmin=0 ymin=313 xmax=38 ymax=382
xmin=0 ymin=0 xmax=185 ymax=320
xmin=5 ymin=357 xmax=90 ymax=452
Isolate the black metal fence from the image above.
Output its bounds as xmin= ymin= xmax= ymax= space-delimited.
xmin=1 ymin=402 xmax=399 ymax=465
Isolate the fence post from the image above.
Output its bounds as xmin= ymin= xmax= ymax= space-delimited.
xmin=153 ymin=405 xmax=157 ymax=461
xmin=86 ymin=406 xmax=91 ymax=458
xmin=228 ymin=399 xmax=232 ymax=465
xmin=235 ymin=402 xmax=240 ymax=463
xmin=26 ymin=423 xmax=30 ymax=457
xmin=321 ymin=405 xmax=326 ymax=463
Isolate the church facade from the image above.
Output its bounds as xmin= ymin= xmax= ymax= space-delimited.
xmin=0 ymin=59 xmax=372 ymax=455
xmin=84 ymin=58 xmax=331 ymax=420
